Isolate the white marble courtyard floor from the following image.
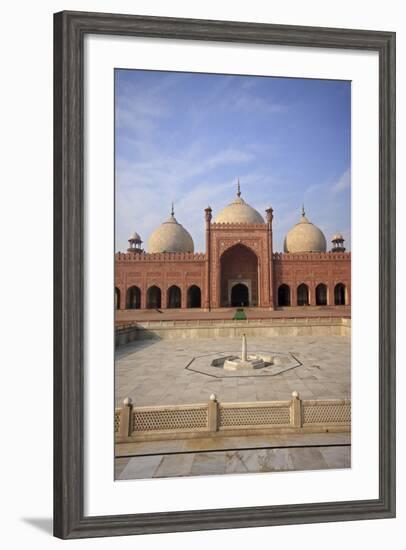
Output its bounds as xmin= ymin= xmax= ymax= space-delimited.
xmin=115 ymin=335 xmax=351 ymax=407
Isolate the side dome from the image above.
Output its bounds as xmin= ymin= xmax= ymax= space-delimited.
xmin=284 ymin=207 xmax=326 ymax=253
xmin=147 ymin=208 xmax=194 ymax=253
xmin=214 ymin=181 xmax=265 ymax=224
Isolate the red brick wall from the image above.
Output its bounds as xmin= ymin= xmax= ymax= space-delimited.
xmin=115 ymin=252 xmax=206 ymax=309
xmin=273 ymin=252 xmax=351 ymax=306
xmin=115 ymin=240 xmax=351 ymax=309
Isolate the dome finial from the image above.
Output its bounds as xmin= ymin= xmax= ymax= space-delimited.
xmin=171 ymin=202 xmax=175 ymax=217
xmin=301 ymin=204 xmax=305 ymax=217
xmin=237 ymin=179 xmax=241 ymax=198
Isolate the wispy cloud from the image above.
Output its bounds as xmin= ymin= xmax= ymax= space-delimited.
xmin=331 ymin=169 xmax=351 ymax=194
xmin=230 ymin=92 xmax=288 ymax=114
xmin=116 ymin=145 xmax=254 ymax=193
xmin=115 ymin=146 xmax=256 ymax=252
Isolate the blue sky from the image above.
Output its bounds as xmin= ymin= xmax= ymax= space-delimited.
xmin=115 ymin=69 xmax=350 ymax=253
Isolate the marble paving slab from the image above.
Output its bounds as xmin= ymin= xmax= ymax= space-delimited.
xmin=115 ymin=335 xmax=350 ymax=407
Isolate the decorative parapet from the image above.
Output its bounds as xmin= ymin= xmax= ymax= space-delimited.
xmin=115 ymin=392 xmax=351 ymax=441
xmin=211 ymin=222 xmax=267 ymax=230
xmin=115 ymin=251 xmax=206 ymax=262
xmin=273 ymin=252 xmax=351 ymax=261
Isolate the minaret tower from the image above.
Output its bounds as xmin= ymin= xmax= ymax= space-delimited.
xmin=204 ymin=204 xmax=212 ymax=310
xmin=265 ymin=204 xmax=275 ymax=309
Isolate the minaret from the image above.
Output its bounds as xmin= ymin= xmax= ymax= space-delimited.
xmin=204 ymin=205 xmax=212 ymax=310
xmin=266 ymin=205 xmax=275 ymax=310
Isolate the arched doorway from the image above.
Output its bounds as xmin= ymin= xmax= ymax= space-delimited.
xmin=231 ymin=283 xmax=249 ymax=307
xmin=278 ymin=284 xmax=291 ymax=306
xmin=126 ymin=286 xmax=141 ymax=309
xmin=147 ymin=286 xmax=161 ymax=309
xmin=114 ymin=287 xmax=120 ymax=310
xmin=220 ymin=244 xmax=258 ymax=307
xmin=297 ymin=283 xmax=309 ymax=306
xmin=316 ymin=283 xmax=327 ymax=306
xmin=187 ymin=285 xmax=201 ymax=308
xmin=334 ymin=283 xmax=346 ymax=305
xmin=167 ymin=285 xmax=181 ymax=308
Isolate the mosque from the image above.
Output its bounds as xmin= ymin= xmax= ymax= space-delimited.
xmin=115 ymin=182 xmax=350 ymax=312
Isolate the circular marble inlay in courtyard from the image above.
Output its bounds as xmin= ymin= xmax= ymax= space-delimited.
xmin=186 ymin=350 xmax=302 ymax=378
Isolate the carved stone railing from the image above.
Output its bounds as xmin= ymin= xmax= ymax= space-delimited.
xmin=115 ymin=392 xmax=350 ymax=442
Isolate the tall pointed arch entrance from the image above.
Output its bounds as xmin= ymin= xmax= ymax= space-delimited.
xmin=220 ymin=244 xmax=259 ymax=307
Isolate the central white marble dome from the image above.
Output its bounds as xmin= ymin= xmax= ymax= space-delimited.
xmin=214 ymin=183 xmax=265 ymax=224
xmin=148 ymin=208 xmax=194 ymax=253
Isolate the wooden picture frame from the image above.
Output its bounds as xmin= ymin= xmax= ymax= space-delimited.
xmin=54 ymin=10 xmax=396 ymax=539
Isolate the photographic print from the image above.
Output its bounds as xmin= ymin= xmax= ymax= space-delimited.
xmin=114 ymin=69 xmax=351 ymax=480
xmin=54 ymin=11 xmax=396 ymax=538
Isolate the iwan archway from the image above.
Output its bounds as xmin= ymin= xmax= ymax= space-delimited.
xmin=220 ymin=244 xmax=258 ymax=307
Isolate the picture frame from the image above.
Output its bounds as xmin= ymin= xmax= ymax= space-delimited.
xmin=54 ymin=10 xmax=396 ymax=539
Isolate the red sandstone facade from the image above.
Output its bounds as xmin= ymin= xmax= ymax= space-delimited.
xmin=115 ymin=207 xmax=351 ymax=311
